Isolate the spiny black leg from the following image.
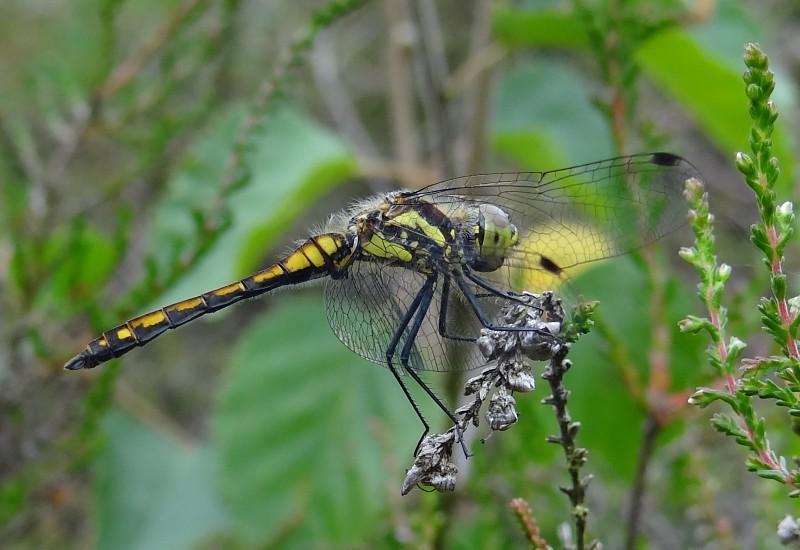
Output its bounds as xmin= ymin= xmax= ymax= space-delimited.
xmin=438 ymin=276 xmax=477 ymax=343
xmin=385 ymin=277 xmax=433 ymax=456
xmin=462 ymin=268 xmax=531 ymax=305
xmin=400 ymin=275 xmax=470 ymax=458
xmin=454 ymin=271 xmax=556 ymax=336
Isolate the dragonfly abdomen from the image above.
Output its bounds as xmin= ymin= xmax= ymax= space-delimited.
xmin=64 ymin=233 xmax=352 ymax=370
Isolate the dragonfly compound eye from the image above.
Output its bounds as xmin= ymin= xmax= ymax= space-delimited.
xmin=471 ymin=204 xmax=518 ymax=272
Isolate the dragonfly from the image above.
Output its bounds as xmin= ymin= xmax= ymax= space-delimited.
xmin=65 ymin=152 xmax=699 ymax=453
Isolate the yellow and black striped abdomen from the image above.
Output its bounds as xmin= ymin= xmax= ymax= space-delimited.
xmin=64 ymin=233 xmax=351 ymax=370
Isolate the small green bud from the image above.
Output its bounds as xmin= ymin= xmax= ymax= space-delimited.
xmin=678 ymin=246 xmax=699 ymax=263
xmin=728 ymin=336 xmax=747 ymax=360
xmin=773 ymin=273 xmax=788 ymax=300
xmin=744 ymin=43 xmax=768 ymax=71
xmin=683 ymin=177 xmax=705 ymax=200
xmin=746 ymin=83 xmax=761 ymax=100
xmin=736 ymin=152 xmax=756 ymax=178
xmin=777 ymin=201 xmax=794 ymax=229
xmin=767 ymin=157 xmax=781 ymax=186
xmin=766 ymin=101 xmax=779 ymax=124
xmin=718 ymin=263 xmax=732 ymax=282
xmin=679 ymin=315 xmax=714 ymax=334
xmin=762 ymin=80 xmax=776 ymax=100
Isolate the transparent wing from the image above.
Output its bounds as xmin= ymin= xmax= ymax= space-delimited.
xmin=324 ymin=259 xmax=489 ymax=372
xmin=401 ymin=152 xmax=699 ymax=292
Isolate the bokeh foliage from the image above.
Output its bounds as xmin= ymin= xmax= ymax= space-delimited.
xmin=1 ymin=0 xmax=799 ymax=548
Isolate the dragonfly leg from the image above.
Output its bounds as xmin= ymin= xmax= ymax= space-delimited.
xmin=437 ymin=276 xmax=478 ymax=342
xmin=454 ymin=272 xmax=555 ymax=336
xmin=400 ymin=275 xmax=470 ymax=458
xmin=385 ymin=275 xmax=435 ymax=456
xmin=462 ymin=268 xmax=533 ymax=306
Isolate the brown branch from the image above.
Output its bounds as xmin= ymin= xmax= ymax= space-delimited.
xmin=543 ymin=345 xmax=591 ymax=550
xmin=383 ymin=0 xmax=420 ymax=177
xmin=624 ymin=414 xmax=660 ymax=550
xmin=410 ymin=0 xmax=454 ymax=175
xmin=97 ymin=0 xmax=208 ymax=100
xmin=510 ymin=498 xmax=550 ymax=550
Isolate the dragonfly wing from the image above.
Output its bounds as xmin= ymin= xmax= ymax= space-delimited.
xmin=324 ymin=259 xmax=486 ymax=372
xmin=410 ymin=152 xmax=699 ymax=294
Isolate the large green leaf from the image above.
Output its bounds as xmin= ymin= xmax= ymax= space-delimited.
xmin=636 ymin=29 xmax=796 ymax=193
xmin=213 ymin=294 xmax=418 ymax=545
xmin=492 ymin=8 xmax=588 ymax=49
xmin=565 ymin=257 xmax=705 ymax=479
xmin=234 ymin=156 xmax=360 ymax=275
xmin=93 ymin=410 xmax=229 ymax=550
xmin=492 ymin=62 xmax=614 ymax=167
xmin=151 ymin=107 xmax=354 ymax=307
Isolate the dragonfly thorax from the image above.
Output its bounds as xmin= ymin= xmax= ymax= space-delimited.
xmin=468 ymin=204 xmax=519 ymax=272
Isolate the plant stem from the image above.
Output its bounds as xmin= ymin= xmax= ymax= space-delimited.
xmin=510 ymin=498 xmax=550 ymax=549
xmin=624 ymin=414 xmax=660 ymax=550
xmin=543 ymin=344 xmax=590 ymax=550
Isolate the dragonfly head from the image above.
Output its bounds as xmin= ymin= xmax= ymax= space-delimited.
xmin=470 ymin=204 xmax=519 ymax=272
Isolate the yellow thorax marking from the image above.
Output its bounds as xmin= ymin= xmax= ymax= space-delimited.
xmin=363 ymin=234 xmax=413 ymax=262
xmin=390 ymin=211 xmax=446 ymax=247
xmin=98 ymin=337 xmax=108 ymax=347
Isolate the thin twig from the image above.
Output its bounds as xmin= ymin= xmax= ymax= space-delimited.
xmin=510 ymin=498 xmax=551 ymax=550
xmin=624 ymin=414 xmax=660 ymax=550
xmin=460 ymin=0 xmax=497 ymax=175
xmin=311 ymin=34 xmax=381 ymax=160
xmin=542 ymin=345 xmax=591 ymax=550
xmin=383 ymin=0 xmax=419 ymax=177
xmin=410 ymin=0 xmax=454 ymax=175
xmin=97 ymin=0 xmax=209 ymax=100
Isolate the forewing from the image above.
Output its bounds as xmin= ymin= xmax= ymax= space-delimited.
xmin=324 ymin=260 xmax=486 ymax=372
xmin=408 ymin=152 xmax=699 ymax=292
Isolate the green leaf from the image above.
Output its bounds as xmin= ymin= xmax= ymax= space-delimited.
xmin=710 ymin=412 xmax=752 ymax=449
xmin=150 ymin=107 xmax=352 ymax=307
xmin=636 ymin=29 xmax=795 ymax=193
xmin=492 ymin=61 xmax=614 ymax=167
xmin=492 ymin=8 xmax=588 ymax=49
xmin=688 ymin=387 xmax=739 ymax=410
xmin=213 ymin=294 xmax=418 ymax=544
xmin=235 ymin=155 xmax=359 ymax=275
xmin=93 ymin=410 xmax=229 ymax=550
xmin=554 ymin=257 xmax=704 ymax=480
xmin=34 ymin=219 xmax=119 ymax=316
xmin=492 ymin=131 xmax=567 ymax=172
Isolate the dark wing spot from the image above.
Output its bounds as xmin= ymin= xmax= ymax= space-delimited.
xmin=650 ymin=152 xmax=682 ymax=166
xmin=540 ymin=255 xmax=562 ymax=274
xmin=493 ymin=232 xmax=499 ymax=244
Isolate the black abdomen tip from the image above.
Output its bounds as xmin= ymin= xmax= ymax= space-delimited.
xmin=650 ymin=152 xmax=682 ymax=166
xmin=64 ymin=350 xmax=96 ymax=370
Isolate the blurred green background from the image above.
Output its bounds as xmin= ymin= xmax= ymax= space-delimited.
xmin=1 ymin=0 xmax=799 ymax=548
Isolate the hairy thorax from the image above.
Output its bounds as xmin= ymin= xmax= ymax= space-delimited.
xmin=345 ymin=192 xmax=519 ymax=276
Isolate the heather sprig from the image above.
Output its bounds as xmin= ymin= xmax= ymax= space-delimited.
xmin=682 ymin=43 xmax=800 ymax=492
